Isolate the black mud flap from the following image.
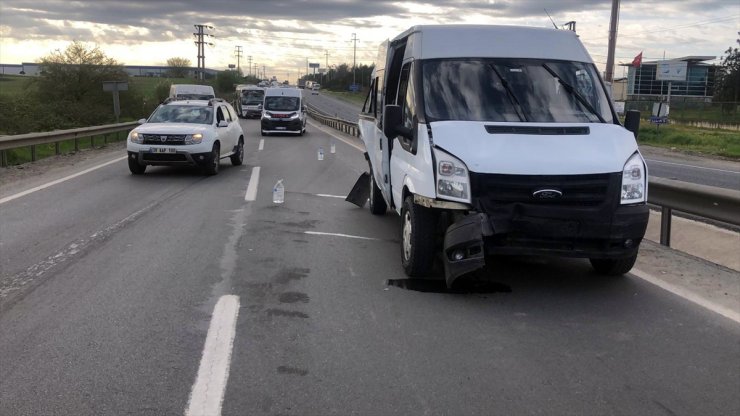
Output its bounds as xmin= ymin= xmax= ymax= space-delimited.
xmin=443 ymin=213 xmax=493 ymax=288
xmin=346 ymin=172 xmax=370 ymax=208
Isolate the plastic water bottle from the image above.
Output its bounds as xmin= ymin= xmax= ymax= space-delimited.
xmin=273 ymin=179 xmax=285 ymax=204
xmin=318 ymin=147 xmax=324 ymax=160
xmin=330 ymin=142 xmax=336 ymax=154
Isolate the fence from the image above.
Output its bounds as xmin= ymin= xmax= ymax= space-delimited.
xmin=0 ymin=122 xmax=137 ymax=167
xmin=622 ymin=99 xmax=740 ymax=129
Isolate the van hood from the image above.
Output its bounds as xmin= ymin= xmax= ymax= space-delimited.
xmin=428 ymin=121 xmax=639 ymax=175
xmin=134 ymin=123 xmax=212 ymax=135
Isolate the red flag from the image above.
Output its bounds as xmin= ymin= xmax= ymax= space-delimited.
xmin=632 ymin=52 xmax=643 ymax=67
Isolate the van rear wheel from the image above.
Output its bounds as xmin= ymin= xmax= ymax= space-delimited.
xmin=401 ymin=196 xmax=437 ymax=277
xmin=590 ymin=254 xmax=637 ymax=276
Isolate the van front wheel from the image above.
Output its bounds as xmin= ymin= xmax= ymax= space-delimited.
xmin=400 ymin=196 xmax=437 ymax=277
xmin=369 ymin=174 xmax=387 ymax=215
xmin=590 ymin=254 xmax=637 ymax=276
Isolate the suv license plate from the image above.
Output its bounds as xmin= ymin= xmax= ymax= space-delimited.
xmin=151 ymin=148 xmax=176 ymax=153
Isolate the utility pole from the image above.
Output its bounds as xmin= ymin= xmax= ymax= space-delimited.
xmin=247 ymin=55 xmax=252 ymax=76
xmin=325 ymin=50 xmax=329 ymax=68
xmin=193 ymin=24 xmax=214 ymax=81
xmin=263 ymin=65 xmax=266 ymax=80
xmin=605 ymin=0 xmax=620 ymax=82
xmin=350 ymin=33 xmax=359 ymax=86
xmin=235 ymin=46 xmax=243 ymax=75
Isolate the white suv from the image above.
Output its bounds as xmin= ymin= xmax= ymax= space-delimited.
xmin=127 ymin=99 xmax=244 ymax=175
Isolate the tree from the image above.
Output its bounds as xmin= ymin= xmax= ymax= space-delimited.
xmin=713 ymin=36 xmax=740 ymax=104
xmin=166 ymin=57 xmax=192 ymax=78
xmin=34 ymin=41 xmax=143 ymax=128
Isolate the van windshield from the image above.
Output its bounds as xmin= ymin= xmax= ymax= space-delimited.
xmin=242 ymin=90 xmax=264 ymax=105
xmin=264 ymin=96 xmax=300 ymax=111
xmin=422 ymin=58 xmax=614 ymax=123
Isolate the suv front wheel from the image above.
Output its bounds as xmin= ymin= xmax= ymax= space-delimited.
xmin=204 ymin=143 xmax=220 ymax=175
xmin=230 ymin=138 xmax=244 ymax=166
xmin=128 ymin=156 xmax=146 ymax=175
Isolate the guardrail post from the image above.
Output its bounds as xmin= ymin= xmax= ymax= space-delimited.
xmin=74 ymin=138 xmax=80 ymax=152
xmin=91 ymin=135 xmax=95 ymax=149
xmin=104 ymin=133 xmax=108 ymax=144
xmin=31 ymin=145 xmax=37 ymax=162
xmin=55 ymin=142 xmax=60 ymax=155
xmin=0 ymin=150 xmax=7 ymax=167
xmin=660 ymin=206 xmax=672 ymax=246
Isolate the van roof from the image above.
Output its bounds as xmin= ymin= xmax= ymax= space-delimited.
xmin=264 ymin=87 xmax=302 ymax=97
xmin=394 ymin=25 xmax=592 ymax=63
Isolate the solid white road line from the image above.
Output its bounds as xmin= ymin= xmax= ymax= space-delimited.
xmin=645 ymin=159 xmax=740 ymax=174
xmin=316 ymin=194 xmax=347 ymax=199
xmin=0 ymin=156 xmax=127 ymax=205
xmin=305 ymin=231 xmax=380 ymax=241
xmin=631 ymin=268 xmax=740 ymax=325
xmin=307 ymin=119 xmax=365 ymax=152
xmin=244 ymin=166 xmax=261 ymax=201
xmin=258 ymin=139 xmax=264 ymax=151
xmin=185 ymin=295 xmax=241 ymax=416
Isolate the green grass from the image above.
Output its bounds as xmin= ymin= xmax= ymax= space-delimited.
xmin=323 ymin=89 xmax=369 ymax=108
xmin=2 ymin=132 xmax=128 ymax=166
xmin=637 ymin=123 xmax=740 ymax=159
xmin=0 ymin=75 xmax=35 ymax=96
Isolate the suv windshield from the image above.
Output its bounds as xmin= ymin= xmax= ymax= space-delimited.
xmin=422 ymin=58 xmax=614 ymax=123
xmin=148 ymin=105 xmax=213 ymax=124
xmin=242 ymin=90 xmax=264 ymax=105
xmin=264 ymin=96 xmax=299 ymax=111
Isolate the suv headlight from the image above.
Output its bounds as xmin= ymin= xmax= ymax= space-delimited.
xmin=433 ymin=147 xmax=471 ymax=203
xmin=129 ymin=131 xmax=143 ymax=144
xmin=185 ymin=133 xmax=203 ymax=145
xmin=621 ymin=152 xmax=647 ymax=204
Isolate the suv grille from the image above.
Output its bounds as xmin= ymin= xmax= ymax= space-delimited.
xmin=142 ymin=134 xmax=187 ymax=145
xmin=471 ymin=172 xmax=619 ymax=208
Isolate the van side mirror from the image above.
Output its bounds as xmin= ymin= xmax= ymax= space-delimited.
xmin=302 ymin=105 xmax=307 ymax=112
xmin=383 ymin=105 xmax=402 ymax=138
xmin=624 ymin=110 xmax=640 ymax=139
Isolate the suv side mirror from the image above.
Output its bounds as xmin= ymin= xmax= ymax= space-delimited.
xmin=137 ymin=118 xmax=147 ymax=124
xmin=624 ymin=110 xmax=640 ymax=139
xmin=218 ymin=120 xmax=229 ymax=128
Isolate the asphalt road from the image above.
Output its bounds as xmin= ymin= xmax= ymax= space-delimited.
xmin=305 ymin=92 xmax=740 ymax=191
xmin=0 ymin=118 xmax=738 ymax=415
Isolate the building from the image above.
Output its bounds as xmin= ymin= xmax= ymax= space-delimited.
xmin=621 ymin=56 xmax=717 ymax=101
xmin=0 ymin=62 xmax=219 ymax=78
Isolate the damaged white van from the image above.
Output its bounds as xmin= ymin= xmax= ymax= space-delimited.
xmin=350 ymin=25 xmax=648 ymax=287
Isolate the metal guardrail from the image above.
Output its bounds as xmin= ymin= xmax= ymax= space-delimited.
xmin=649 ymin=177 xmax=740 ymax=246
xmin=0 ymin=122 xmax=138 ymax=167
xmin=305 ymin=109 xmax=740 ymax=248
xmin=306 ymin=104 xmax=360 ymax=137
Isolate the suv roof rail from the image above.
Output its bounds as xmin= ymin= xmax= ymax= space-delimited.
xmin=208 ymin=97 xmax=226 ymax=106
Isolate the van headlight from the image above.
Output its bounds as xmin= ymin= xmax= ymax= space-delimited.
xmin=621 ymin=152 xmax=647 ymax=204
xmin=185 ymin=133 xmax=203 ymax=145
xmin=433 ymin=147 xmax=471 ymax=203
xmin=129 ymin=131 xmax=143 ymax=144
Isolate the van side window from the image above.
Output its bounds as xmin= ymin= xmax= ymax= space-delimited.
xmin=398 ymin=63 xmax=415 ymax=130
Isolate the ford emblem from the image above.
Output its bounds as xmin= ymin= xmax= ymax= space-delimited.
xmin=532 ymin=189 xmax=563 ymax=200
xmin=160 ymin=135 xmax=167 ymax=142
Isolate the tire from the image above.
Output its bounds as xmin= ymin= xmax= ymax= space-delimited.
xmin=400 ymin=195 xmax=437 ymax=277
xmin=230 ymin=138 xmax=244 ymax=166
xmin=369 ymin=173 xmax=387 ymax=215
xmin=204 ymin=143 xmax=220 ymax=175
xmin=590 ymin=254 xmax=637 ymax=276
xmin=128 ymin=157 xmax=146 ymax=175
xmin=261 ymin=130 xmax=266 ymax=136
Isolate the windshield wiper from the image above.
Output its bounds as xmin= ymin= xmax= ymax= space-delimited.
xmin=488 ymin=64 xmax=529 ymax=122
xmin=541 ymin=63 xmax=606 ymax=123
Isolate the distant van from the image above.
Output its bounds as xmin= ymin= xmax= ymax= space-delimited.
xmin=169 ymin=84 xmax=215 ymax=101
xmin=260 ymin=88 xmax=307 ymax=136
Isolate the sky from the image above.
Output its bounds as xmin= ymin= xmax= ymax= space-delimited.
xmin=1 ymin=0 xmax=738 ymax=81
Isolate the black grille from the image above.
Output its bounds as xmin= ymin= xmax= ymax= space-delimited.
xmin=471 ymin=172 xmax=618 ymax=207
xmin=142 ymin=153 xmax=188 ymax=162
xmin=142 ymin=134 xmax=187 ymax=145
xmin=485 ymin=126 xmax=590 ymax=135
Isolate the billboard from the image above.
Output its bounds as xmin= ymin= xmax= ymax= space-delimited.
xmin=656 ymin=60 xmax=687 ymax=82
xmin=309 ymin=63 xmax=320 ymax=69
